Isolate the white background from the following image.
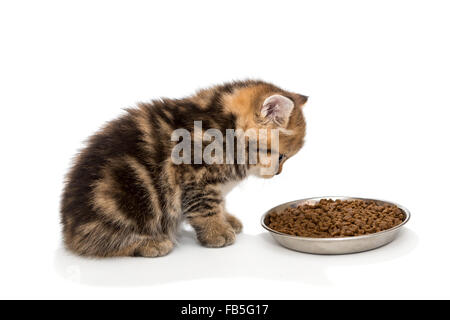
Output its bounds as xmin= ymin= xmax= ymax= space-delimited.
xmin=1 ymin=0 xmax=449 ymax=299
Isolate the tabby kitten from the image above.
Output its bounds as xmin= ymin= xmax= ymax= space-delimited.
xmin=61 ymin=80 xmax=308 ymax=257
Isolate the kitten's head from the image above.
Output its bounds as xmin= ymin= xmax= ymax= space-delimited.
xmin=222 ymin=80 xmax=308 ymax=178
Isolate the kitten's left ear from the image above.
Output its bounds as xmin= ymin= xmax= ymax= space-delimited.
xmin=260 ymin=94 xmax=294 ymax=126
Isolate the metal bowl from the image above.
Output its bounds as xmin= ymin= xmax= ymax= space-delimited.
xmin=261 ymin=196 xmax=411 ymax=255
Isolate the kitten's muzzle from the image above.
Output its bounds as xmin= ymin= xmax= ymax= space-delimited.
xmin=276 ymin=154 xmax=286 ymax=175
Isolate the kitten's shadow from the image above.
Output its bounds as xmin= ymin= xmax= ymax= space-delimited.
xmin=54 ymin=228 xmax=418 ymax=287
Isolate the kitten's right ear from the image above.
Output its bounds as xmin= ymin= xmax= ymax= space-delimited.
xmin=298 ymin=94 xmax=309 ymax=105
xmin=260 ymin=94 xmax=294 ymax=126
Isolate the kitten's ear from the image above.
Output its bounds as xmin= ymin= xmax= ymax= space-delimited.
xmin=260 ymin=94 xmax=294 ymax=126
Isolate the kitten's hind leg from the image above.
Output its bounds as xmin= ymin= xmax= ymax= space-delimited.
xmin=134 ymin=237 xmax=174 ymax=257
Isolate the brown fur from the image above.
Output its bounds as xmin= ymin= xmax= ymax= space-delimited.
xmin=61 ymin=80 xmax=307 ymax=257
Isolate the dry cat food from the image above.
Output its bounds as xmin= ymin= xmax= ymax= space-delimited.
xmin=265 ymin=199 xmax=406 ymax=238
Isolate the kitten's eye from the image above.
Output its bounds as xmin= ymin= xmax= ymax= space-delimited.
xmin=278 ymin=154 xmax=285 ymax=162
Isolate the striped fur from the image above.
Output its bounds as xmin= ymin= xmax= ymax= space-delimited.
xmin=61 ymin=80 xmax=307 ymax=257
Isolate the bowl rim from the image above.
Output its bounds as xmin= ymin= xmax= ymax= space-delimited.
xmin=261 ymin=196 xmax=411 ymax=242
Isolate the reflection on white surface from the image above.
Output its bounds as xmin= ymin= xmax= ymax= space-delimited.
xmin=54 ymin=228 xmax=418 ymax=287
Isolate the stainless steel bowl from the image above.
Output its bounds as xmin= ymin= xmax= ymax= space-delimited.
xmin=261 ymin=196 xmax=411 ymax=255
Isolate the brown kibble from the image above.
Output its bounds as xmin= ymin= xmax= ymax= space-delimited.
xmin=265 ymin=199 xmax=406 ymax=238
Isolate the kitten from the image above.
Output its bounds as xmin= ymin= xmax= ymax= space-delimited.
xmin=61 ymin=80 xmax=308 ymax=257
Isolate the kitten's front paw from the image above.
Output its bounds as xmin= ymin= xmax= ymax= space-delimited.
xmin=197 ymin=222 xmax=236 ymax=248
xmin=225 ymin=213 xmax=243 ymax=234
xmin=136 ymin=238 xmax=174 ymax=257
